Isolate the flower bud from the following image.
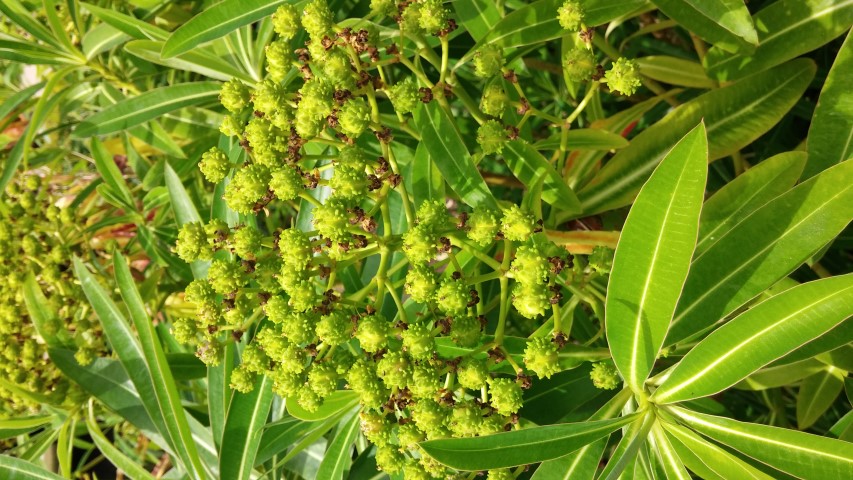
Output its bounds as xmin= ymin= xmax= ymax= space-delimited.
xmin=230 ymin=366 xmax=257 ymax=393
xmin=481 ymin=83 xmax=508 ymax=118
xmin=474 ymin=44 xmax=504 ymax=78
xmin=308 ymin=362 xmax=338 ymax=397
xmin=418 ymin=0 xmax=448 ymax=35
xmin=402 ymin=321 xmax=435 ymax=359
xmin=355 ymin=314 xmax=390 ymax=353
xmin=199 ymin=147 xmax=231 ymax=184
xmin=220 ymin=79 xmax=251 ymax=113
xmin=477 ymin=119 xmax=508 ymax=155
xmin=512 ymin=282 xmax=550 ymax=319
xmin=312 ymin=197 xmax=350 ymax=241
xmin=376 ymin=351 xmax=412 ymax=388
xmin=301 ymin=0 xmax=334 ymax=39
xmin=269 ymin=166 xmax=304 ymax=201
xmin=605 ymin=57 xmax=642 ymax=96
xmin=232 ymin=225 xmax=262 ymax=259
xmin=338 ymin=97 xmax=371 ymax=138
xmin=501 ymin=205 xmax=536 ymax=242
xmin=388 ymin=77 xmax=420 ymax=115
xmin=272 ymin=4 xmax=300 ymax=40
xmin=590 ymin=361 xmax=621 ymax=390
xmin=523 ymin=336 xmax=560 ymax=379
xmin=223 ymin=164 xmax=271 ymax=214
xmin=176 ymin=222 xmax=211 ymax=262
xmin=265 ymin=39 xmax=292 ymax=83
xmin=451 ymin=314 xmax=481 ymax=348
xmin=457 ymin=357 xmax=489 ymax=390
xmin=402 ymin=224 xmax=438 ymax=264
xmin=435 ymin=279 xmax=469 ymax=316
xmin=488 ymin=377 xmax=523 ymax=415
xmin=316 ymin=310 xmax=352 ymax=346
xmin=405 ymin=265 xmax=438 ymax=304
xmin=557 ymin=1 xmax=584 ymax=31
xmin=563 ymin=47 xmax=597 ymax=83
xmin=207 ymin=259 xmax=247 ymax=295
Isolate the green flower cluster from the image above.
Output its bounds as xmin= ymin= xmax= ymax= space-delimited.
xmin=174 ymin=1 xmax=623 ymax=477
xmin=0 ymin=174 xmax=103 ymax=416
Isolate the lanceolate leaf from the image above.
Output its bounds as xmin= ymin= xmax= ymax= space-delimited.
xmin=419 ymin=414 xmax=638 ymax=470
xmin=703 ymin=0 xmax=853 ymax=81
xmin=125 ymin=40 xmax=254 ymax=82
xmin=652 ymin=0 xmax=757 ymax=53
xmin=667 ymin=160 xmax=853 ymax=344
xmin=462 ymin=0 xmax=645 ymax=61
xmin=73 ymin=258 xmax=207 ymax=479
xmin=606 ymin=123 xmax=708 ymax=393
xmin=669 ymin=407 xmax=853 ymax=479
xmin=0 ymin=454 xmax=64 ymax=480
xmin=649 ymin=422 xmax=691 ymax=480
xmin=80 ymin=2 xmax=169 ymax=40
xmin=636 ymin=56 xmax=716 ymax=89
xmin=86 ymin=407 xmax=156 ymax=480
xmin=696 ymin=151 xmax=806 ymax=256
xmin=74 ymin=82 xmax=221 ymax=137
xmin=413 ymin=103 xmax=498 ymax=210
xmin=315 ymin=410 xmax=360 ymax=480
xmin=453 ymin=0 xmax=501 ymax=42
xmin=654 ymin=275 xmax=853 ymax=404
xmin=797 ymin=367 xmax=845 ymax=430
xmin=220 ymin=375 xmax=274 ymax=480
xmin=578 ymin=59 xmax=814 ymax=215
xmin=662 ymin=422 xmax=776 ymax=480
xmin=596 ymin=412 xmax=657 ymax=480
xmin=805 ymin=30 xmax=853 ymax=179
xmin=113 ymin=254 xmax=206 ymax=479
xmin=162 ymin=0 xmax=291 ymax=58
xmin=165 ymin=163 xmax=209 ymax=279
xmin=22 ymin=275 xmax=68 ymax=348
xmin=502 ymin=140 xmax=582 ymax=213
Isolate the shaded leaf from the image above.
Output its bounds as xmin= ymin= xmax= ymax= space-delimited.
xmin=220 ymin=375 xmax=274 ymax=480
xmin=652 ymin=0 xmax=757 ymax=53
xmin=502 ymin=140 xmax=581 ymax=213
xmin=578 ymin=59 xmax=814 ymax=215
xmin=704 ymin=0 xmax=853 ymax=80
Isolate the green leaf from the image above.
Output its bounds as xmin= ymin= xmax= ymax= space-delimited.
xmin=409 ymin=142 xmax=445 ymax=208
xmin=419 ymin=414 xmax=638 ymax=470
xmin=652 ymin=0 xmax=757 ymax=53
xmin=453 ymin=0 xmax=501 ymax=42
xmin=667 ymin=160 xmax=853 ymax=344
xmin=596 ymin=412 xmax=657 ymax=480
xmin=315 ymin=410 xmax=360 ymax=480
xmin=125 ymin=40 xmax=255 ymax=82
xmin=220 ymin=375 xmax=274 ymax=480
xmin=696 ymin=151 xmax=806 ymax=257
xmin=669 ymin=407 xmax=853 ymax=479
xmin=0 ymin=66 xmax=77 ymax=195
xmin=502 ymin=140 xmax=582 ymax=213
xmin=49 ymin=348 xmax=159 ymax=435
xmin=662 ymin=421 xmax=776 ymax=480
xmin=255 ymin=416 xmax=335 ymax=466
xmin=649 ymin=422 xmax=692 ymax=480
xmin=797 ymin=367 xmax=845 ymax=430
xmin=606 ymin=123 xmax=708 ymax=392
xmin=73 ymin=257 xmax=207 ymax=479
xmin=654 ymin=275 xmax=853 ymax=404
xmin=86 ymin=406 xmax=156 ymax=480
xmin=0 ymin=82 xmax=44 ymax=121
xmin=736 ymin=358 xmax=826 ymax=391
xmin=209 ymin=341 xmax=235 ymax=448
xmin=0 ymin=454 xmax=64 ymax=480
xmin=413 ymin=103 xmax=498 ymax=210
xmin=530 ymin=388 xmax=632 ymax=480
xmin=805 ymin=30 xmax=853 ymax=179
xmin=534 ymin=129 xmax=630 ymax=151
xmin=287 ymin=390 xmax=359 ymax=422
xmin=703 ymin=0 xmax=853 ymax=81
xmin=113 ymin=253 xmax=207 ymax=479
xmin=470 ymin=0 xmax=645 ymax=54
xmin=165 ymin=162 xmax=209 ymax=278
xmin=80 ymin=2 xmax=169 ymax=40
xmin=0 ymin=0 xmax=63 ymax=49
xmin=22 ymin=274 xmax=69 ymax=348
xmin=73 ymin=82 xmax=221 ymax=137
xmin=635 ymin=56 xmax=716 ymax=88
xmin=162 ymin=0 xmax=291 ymax=58
xmin=0 ymin=40 xmax=78 ymax=65
xmin=91 ymin=137 xmax=136 ymax=209
xmin=82 ymin=23 xmax=129 ymax=59
xmin=578 ymin=59 xmax=814 ymax=215
xmin=0 ymin=416 xmax=55 ymax=440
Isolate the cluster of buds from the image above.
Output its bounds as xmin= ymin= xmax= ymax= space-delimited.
xmin=175 ymin=1 xmax=627 ymax=477
xmin=0 ymin=173 xmax=103 ymax=416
